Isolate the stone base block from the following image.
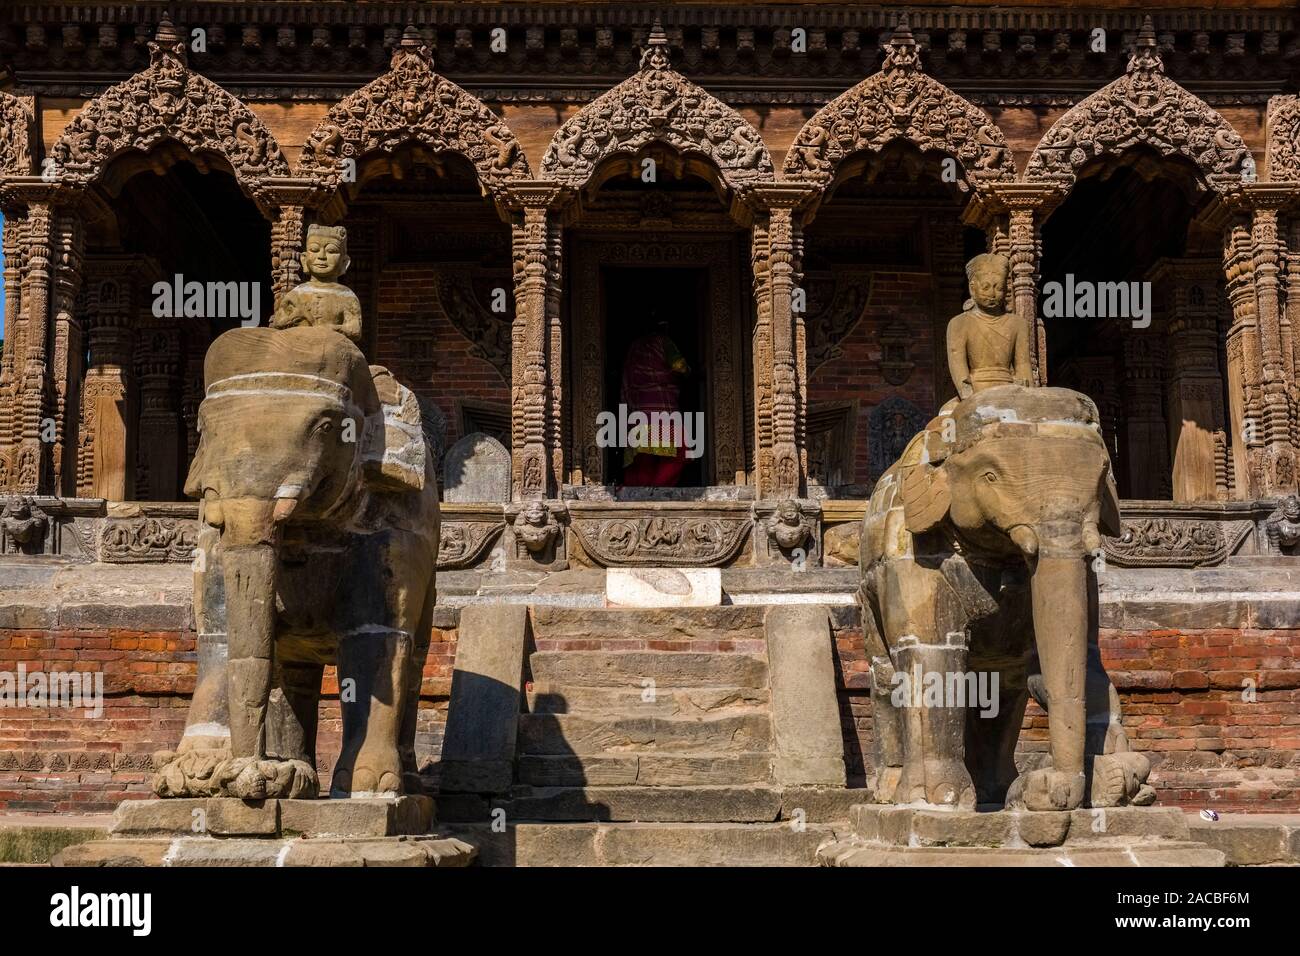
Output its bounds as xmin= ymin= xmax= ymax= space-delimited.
xmin=52 ymin=835 xmax=476 ymax=868
xmin=605 ymin=568 xmax=721 ymax=608
xmin=109 ymin=795 xmax=434 ymax=839
xmin=818 ymin=804 xmax=1225 ymax=867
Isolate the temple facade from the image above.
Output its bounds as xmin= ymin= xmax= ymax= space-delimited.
xmin=1 ymin=3 xmax=1299 ymax=821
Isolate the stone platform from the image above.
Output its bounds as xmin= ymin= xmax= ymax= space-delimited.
xmin=817 ymin=804 xmax=1226 ymax=867
xmin=51 ymin=796 xmax=476 ymax=868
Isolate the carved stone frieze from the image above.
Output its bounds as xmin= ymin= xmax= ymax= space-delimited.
xmin=1024 ymin=18 xmax=1249 ymax=194
xmin=1103 ymin=516 xmax=1252 ymax=568
xmin=296 ymin=25 xmax=531 ymax=198
xmin=98 ymin=514 xmax=198 ymax=563
xmin=569 ymin=503 xmax=751 ymax=567
xmin=436 ymin=503 xmax=506 ymax=570
xmin=539 ymin=23 xmax=774 ymax=192
xmin=783 ymin=19 xmax=1015 ymax=190
xmin=47 ymin=20 xmax=289 ymax=195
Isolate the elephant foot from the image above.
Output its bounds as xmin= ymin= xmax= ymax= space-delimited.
xmin=897 ymin=759 xmax=976 ymax=808
xmin=1019 ymin=768 xmax=1086 ymax=811
xmin=1090 ymin=752 xmax=1155 ymax=808
xmin=152 ymin=747 xmax=230 ymax=798
xmin=213 ymin=756 xmax=318 ymax=800
xmin=870 ymin=765 xmax=904 ymax=804
xmin=331 ymin=747 xmax=403 ymax=797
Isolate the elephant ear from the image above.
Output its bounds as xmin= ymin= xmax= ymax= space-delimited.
xmin=1099 ymin=468 xmax=1122 ymax=537
xmin=901 ymin=462 xmax=951 ymax=535
xmin=361 ymin=365 xmax=427 ymax=493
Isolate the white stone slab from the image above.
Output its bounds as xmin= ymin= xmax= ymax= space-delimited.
xmin=605 ymin=568 xmax=722 ymax=608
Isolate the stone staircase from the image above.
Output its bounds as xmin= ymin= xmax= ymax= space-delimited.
xmin=519 ymin=606 xmax=775 ymax=799
xmin=437 ymin=599 xmax=858 ymax=864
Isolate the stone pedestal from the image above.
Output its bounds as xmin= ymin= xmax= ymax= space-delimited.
xmin=817 ymin=804 xmax=1225 ymax=867
xmin=52 ymin=796 xmax=476 ymax=868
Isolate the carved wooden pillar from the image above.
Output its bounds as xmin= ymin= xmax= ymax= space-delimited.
xmin=80 ymin=309 xmax=136 ymax=500
xmin=270 ymin=204 xmax=307 ymax=303
xmin=1121 ymin=335 xmax=1170 ymax=499
xmin=965 ymin=184 xmax=1057 ymax=386
xmin=504 ymin=183 xmax=565 ymax=500
xmin=0 ymin=206 xmax=23 ymax=487
xmin=749 ymin=185 xmax=814 ymax=497
xmin=15 ymin=199 xmax=53 ymax=492
xmin=50 ymin=210 xmax=85 ymax=496
xmin=1151 ymin=259 xmax=1227 ymax=502
xmin=1222 ymin=185 xmax=1300 ymax=497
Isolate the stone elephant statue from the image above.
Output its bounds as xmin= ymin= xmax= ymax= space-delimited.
xmin=859 ymin=384 xmax=1154 ymax=812
xmin=153 ymin=326 xmax=440 ymax=800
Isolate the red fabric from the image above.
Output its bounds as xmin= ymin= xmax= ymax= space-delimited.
xmin=620 ymin=334 xmax=684 ymax=414
xmin=622 ymin=446 xmax=688 ymax=487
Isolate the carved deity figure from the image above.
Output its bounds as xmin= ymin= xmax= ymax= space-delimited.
xmin=514 ymin=500 xmax=559 ymax=556
xmin=1 ymin=496 xmax=47 ymax=554
xmin=1265 ymin=494 xmax=1300 ymax=555
xmin=270 ymin=224 xmax=363 ymax=343
xmin=945 ymin=253 xmax=1032 ymax=398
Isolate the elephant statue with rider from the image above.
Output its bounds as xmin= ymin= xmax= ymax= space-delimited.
xmin=153 ymin=324 xmax=440 ymax=800
xmin=859 ymin=384 xmax=1155 ymax=812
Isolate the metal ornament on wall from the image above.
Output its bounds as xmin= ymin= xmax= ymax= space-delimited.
xmin=432 ymin=268 xmax=512 ymax=383
xmin=877 ymin=320 xmax=915 ymax=386
xmin=868 ymin=395 xmax=929 ymax=482
xmin=804 ymin=269 xmax=873 ymax=374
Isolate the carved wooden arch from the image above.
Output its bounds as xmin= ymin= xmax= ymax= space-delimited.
xmin=48 ymin=21 xmax=289 ymax=203
xmin=783 ymin=20 xmax=1015 ymax=193
xmin=296 ymin=26 xmax=532 ymax=201
xmin=1266 ymin=95 xmax=1300 ymax=182
xmin=539 ymin=26 xmax=775 ymax=196
xmin=1024 ymin=20 xmax=1248 ymax=195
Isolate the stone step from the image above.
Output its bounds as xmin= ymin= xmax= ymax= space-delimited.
xmin=1187 ymin=813 xmax=1300 ymax=866
xmin=450 ymin=822 xmax=845 ymax=866
xmin=517 ymin=753 xmax=773 ymax=787
xmin=0 ymin=815 xmax=110 ymax=864
xmin=527 ymin=683 xmax=770 ymax=717
xmin=518 ymin=712 xmax=771 ymax=756
xmin=529 ymin=651 xmax=768 ymax=688
xmin=530 ymin=605 xmax=766 ymax=643
xmin=437 ymin=785 xmax=862 ymax=824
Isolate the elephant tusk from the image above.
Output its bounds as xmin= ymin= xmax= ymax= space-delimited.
xmin=1082 ymin=523 xmax=1103 ymax=555
xmin=273 ymin=498 xmax=299 ymax=523
xmin=1009 ymin=525 xmax=1038 ymax=557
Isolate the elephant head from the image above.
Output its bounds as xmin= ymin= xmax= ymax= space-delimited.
xmin=902 ymin=384 xmax=1121 ymax=809
xmin=182 ymin=326 xmax=428 ymax=786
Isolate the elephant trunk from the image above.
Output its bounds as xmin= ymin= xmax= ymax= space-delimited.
xmin=215 ymin=499 xmax=283 ymax=760
xmin=1029 ymin=542 xmax=1089 ymax=787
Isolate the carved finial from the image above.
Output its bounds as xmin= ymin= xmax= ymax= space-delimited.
xmin=393 ymin=23 xmax=434 ymax=68
xmin=1127 ymin=15 xmax=1163 ymax=74
xmin=154 ymin=17 xmax=183 ymax=47
xmin=640 ymin=17 xmax=672 ymax=69
xmin=149 ymin=15 xmax=187 ymax=67
xmin=883 ymin=15 xmax=920 ymax=72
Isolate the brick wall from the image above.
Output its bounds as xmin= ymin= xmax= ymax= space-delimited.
xmin=2 ymin=590 xmax=1296 ymax=813
xmin=806 ymin=271 xmax=937 ymax=485
xmin=0 ymin=623 xmax=457 ymax=813
xmin=373 ymin=263 xmax=511 ymax=453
